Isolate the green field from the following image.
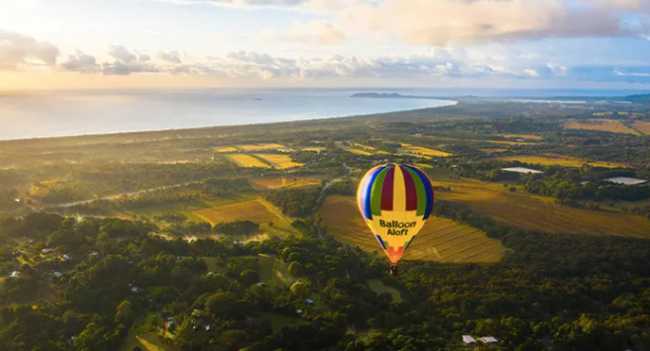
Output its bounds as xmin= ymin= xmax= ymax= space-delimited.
xmin=319 ymin=195 xmax=504 ymax=263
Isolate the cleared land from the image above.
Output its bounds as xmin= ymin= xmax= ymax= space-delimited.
xmin=501 ymin=133 xmax=543 ymax=141
xmin=319 ymin=195 xmax=504 ymax=263
xmin=225 ymin=154 xmax=271 ymax=168
xmin=302 ymin=147 xmax=326 ymax=153
xmin=190 ymin=197 xmax=296 ymax=237
xmin=215 ymin=143 xmax=286 ymax=152
xmin=400 ymin=143 xmax=452 ymax=158
xmin=564 ymin=119 xmax=640 ymax=135
xmin=343 ymin=143 xmax=387 ymax=156
xmin=254 ymin=154 xmax=303 ymax=169
xmin=251 ymin=176 xmax=320 ymax=190
xmin=633 ymin=121 xmax=650 ymax=135
xmin=499 ymin=154 xmax=626 ymax=169
xmin=432 ymin=178 xmax=650 ymax=238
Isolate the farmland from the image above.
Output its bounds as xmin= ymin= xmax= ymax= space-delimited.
xmin=254 ymin=154 xmax=303 ymax=169
xmin=633 ymin=120 xmax=650 ymax=135
xmin=319 ymin=195 xmax=504 ymax=263
xmin=343 ymin=143 xmax=386 ymax=156
xmin=224 ymin=154 xmax=271 ymax=168
xmin=498 ymin=154 xmax=627 ymax=168
xmin=215 ymin=143 xmax=286 ymax=152
xmin=400 ymin=143 xmax=452 ymax=158
xmin=432 ymin=178 xmax=650 ymax=238
xmin=190 ymin=197 xmax=296 ymax=238
xmin=564 ymin=119 xmax=640 ymax=135
xmin=251 ymin=176 xmax=321 ymax=190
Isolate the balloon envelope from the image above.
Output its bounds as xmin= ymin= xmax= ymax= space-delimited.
xmin=356 ymin=163 xmax=434 ymax=265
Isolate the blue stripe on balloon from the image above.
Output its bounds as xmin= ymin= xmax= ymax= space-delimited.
xmin=375 ymin=235 xmax=386 ymax=250
xmin=405 ymin=165 xmax=434 ymax=219
xmin=362 ymin=165 xmax=386 ymax=219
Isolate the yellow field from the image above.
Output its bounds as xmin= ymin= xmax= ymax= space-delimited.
xmin=319 ymin=195 xmax=504 ymax=263
xmin=564 ymin=119 xmax=640 ymax=135
xmin=225 ymin=154 xmax=271 ymax=168
xmin=633 ymin=121 xmax=650 ymax=135
xmin=344 ymin=143 xmax=387 ymax=156
xmin=499 ymin=154 xmax=626 ymax=168
xmin=302 ymin=147 xmax=326 ymax=153
xmin=214 ymin=146 xmax=238 ymax=153
xmin=191 ymin=197 xmax=296 ymax=237
xmin=501 ymin=133 xmax=543 ymax=141
xmin=251 ymin=176 xmax=320 ymax=190
xmin=400 ymin=143 xmax=452 ymax=158
xmin=488 ymin=140 xmax=534 ymax=146
xmin=431 ymin=178 xmax=650 ymax=238
xmin=254 ymin=154 xmax=303 ymax=169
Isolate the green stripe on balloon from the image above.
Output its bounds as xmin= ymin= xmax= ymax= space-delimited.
xmin=370 ymin=167 xmax=388 ymax=216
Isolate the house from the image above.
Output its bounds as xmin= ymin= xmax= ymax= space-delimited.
xmin=501 ymin=167 xmax=543 ymax=174
xmin=9 ymin=271 xmax=20 ymax=279
xmin=479 ymin=336 xmax=498 ymax=344
xmin=462 ymin=335 xmax=476 ymax=344
xmin=53 ymin=271 xmax=63 ymax=278
xmin=60 ymin=254 xmax=71 ymax=262
xmin=41 ymin=248 xmax=54 ymax=254
xmin=305 ymin=298 xmax=314 ymax=305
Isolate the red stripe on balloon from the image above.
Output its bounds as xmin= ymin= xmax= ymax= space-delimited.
xmin=402 ymin=165 xmax=417 ymax=211
xmin=381 ymin=166 xmax=394 ymax=210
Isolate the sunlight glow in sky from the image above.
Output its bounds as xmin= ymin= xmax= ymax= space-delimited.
xmin=3 ymin=0 xmax=650 ymax=90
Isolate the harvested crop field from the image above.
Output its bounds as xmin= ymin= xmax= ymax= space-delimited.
xmin=564 ymin=119 xmax=640 ymax=135
xmin=191 ymin=197 xmax=295 ymax=237
xmin=319 ymin=195 xmax=504 ymax=263
xmin=215 ymin=143 xmax=286 ymax=153
xmin=225 ymin=154 xmax=271 ymax=168
xmin=254 ymin=154 xmax=303 ymax=169
xmin=499 ymin=154 xmax=626 ymax=168
xmin=401 ymin=143 xmax=452 ymax=158
xmin=432 ymin=178 xmax=650 ymax=238
xmin=633 ymin=121 xmax=650 ymax=135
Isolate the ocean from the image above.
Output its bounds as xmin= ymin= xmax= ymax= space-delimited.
xmin=0 ymin=88 xmax=454 ymax=141
xmin=1 ymin=87 xmax=646 ymax=141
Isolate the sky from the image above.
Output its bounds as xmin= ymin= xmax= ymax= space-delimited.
xmin=2 ymin=0 xmax=650 ymax=90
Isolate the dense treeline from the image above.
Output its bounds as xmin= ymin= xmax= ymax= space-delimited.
xmin=2 ymin=207 xmax=650 ymax=350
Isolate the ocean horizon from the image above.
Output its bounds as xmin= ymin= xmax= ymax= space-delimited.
xmin=1 ymin=87 xmax=647 ymax=141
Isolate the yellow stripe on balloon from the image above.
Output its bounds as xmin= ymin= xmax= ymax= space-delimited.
xmin=392 ymin=164 xmax=406 ymax=211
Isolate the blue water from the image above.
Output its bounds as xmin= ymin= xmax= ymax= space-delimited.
xmin=0 ymin=88 xmax=454 ymax=140
xmin=0 ymin=88 xmax=646 ymax=140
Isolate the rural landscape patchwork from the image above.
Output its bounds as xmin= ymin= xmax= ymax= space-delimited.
xmin=2 ymin=97 xmax=650 ymax=350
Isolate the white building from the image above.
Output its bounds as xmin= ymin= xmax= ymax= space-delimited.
xmin=462 ymin=335 xmax=476 ymax=344
xmin=501 ymin=167 xmax=543 ymax=174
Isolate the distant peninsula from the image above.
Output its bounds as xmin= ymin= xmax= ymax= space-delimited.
xmin=351 ymin=92 xmax=441 ymax=99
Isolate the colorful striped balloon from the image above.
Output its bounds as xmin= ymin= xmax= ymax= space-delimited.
xmin=356 ymin=163 xmax=434 ymax=265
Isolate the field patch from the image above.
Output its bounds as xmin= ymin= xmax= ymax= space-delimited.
xmin=500 ymin=133 xmax=543 ymax=141
xmin=564 ymin=119 xmax=640 ymax=135
xmin=633 ymin=121 xmax=650 ymax=135
xmin=251 ymin=176 xmax=320 ymax=190
xmin=343 ymin=143 xmax=387 ymax=156
xmin=254 ymin=154 xmax=303 ymax=169
xmin=400 ymin=143 xmax=452 ymax=158
xmin=225 ymin=154 xmax=271 ymax=168
xmin=499 ymin=154 xmax=626 ymax=168
xmin=302 ymin=146 xmax=326 ymax=153
xmin=431 ymin=178 xmax=650 ymax=238
xmin=215 ymin=143 xmax=286 ymax=153
xmin=319 ymin=195 xmax=503 ymax=264
xmin=190 ymin=197 xmax=296 ymax=238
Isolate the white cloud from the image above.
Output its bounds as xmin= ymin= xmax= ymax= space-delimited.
xmin=0 ymin=30 xmax=59 ymax=70
xmin=61 ymin=51 xmax=100 ymax=73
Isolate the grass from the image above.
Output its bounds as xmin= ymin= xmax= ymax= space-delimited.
xmin=319 ymin=195 xmax=504 ymax=263
xmin=431 ymin=178 xmax=650 ymax=238
xmin=480 ymin=148 xmax=509 ymax=153
xmin=190 ymin=197 xmax=296 ymax=238
xmin=254 ymin=154 xmax=303 ymax=169
xmin=343 ymin=143 xmax=387 ymax=156
xmin=564 ymin=119 xmax=641 ymax=135
xmin=251 ymin=176 xmax=321 ymax=190
xmin=225 ymin=154 xmax=272 ymax=168
xmin=498 ymin=154 xmax=627 ymax=169
xmin=366 ymin=279 xmax=403 ymax=303
xmin=121 ymin=331 xmax=177 ymax=351
xmin=500 ymin=133 xmax=544 ymax=141
xmin=302 ymin=147 xmax=326 ymax=153
xmin=400 ymin=143 xmax=452 ymax=158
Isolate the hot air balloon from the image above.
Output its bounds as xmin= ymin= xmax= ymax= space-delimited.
xmin=356 ymin=163 xmax=434 ymax=274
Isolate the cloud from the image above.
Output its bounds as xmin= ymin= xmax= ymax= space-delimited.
xmin=0 ymin=30 xmax=59 ymax=70
xmin=159 ymin=50 xmax=182 ymax=63
xmin=102 ymin=46 xmax=159 ymax=75
xmin=61 ymin=51 xmax=100 ymax=73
